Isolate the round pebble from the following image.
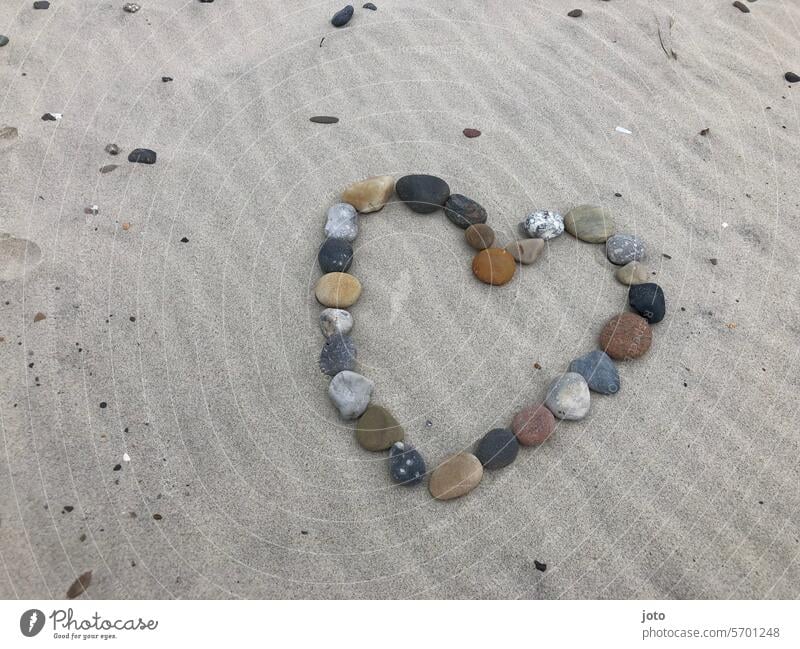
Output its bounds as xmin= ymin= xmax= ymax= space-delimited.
xmin=341 ymin=175 xmax=394 ymax=213
xmin=465 ymin=223 xmax=495 ymax=250
xmin=567 ymin=9 xmax=583 ymax=18
xmin=319 ymin=335 xmax=357 ymax=376
xmin=443 ymin=194 xmax=487 ymax=229
xmin=568 ymin=350 xmax=620 ymax=395
xmin=105 ymin=143 xmax=120 ymax=155
xmin=606 ymin=234 xmax=646 ymax=265
xmin=472 ymin=248 xmax=516 ymax=285
xmin=314 ymin=272 xmax=362 ymax=308
xmin=628 ymin=282 xmax=666 ymax=324
xmin=505 ymin=238 xmax=544 ymax=264
xmin=331 ymin=5 xmax=354 ymax=27
xmin=599 ymin=313 xmax=652 ymax=360
xmin=395 ymin=174 xmax=450 ymax=214
xmin=614 ymin=261 xmax=649 ymax=285
xmin=389 ymin=442 xmax=426 ymax=486
xmin=318 ymin=238 xmax=353 ymax=273
xmin=328 ymin=370 xmax=373 ymax=419
xmin=564 ymin=205 xmax=615 ymax=243
xmin=545 ymin=372 xmax=591 ymax=420
xmin=521 ymin=209 xmax=564 ymax=240
xmin=324 ymin=203 xmax=358 ymax=242
xmin=463 ymin=128 xmax=481 ymax=138
xmin=319 ymin=308 xmax=353 ymax=338
xmin=127 ymin=148 xmax=157 ymax=164
xmin=511 ymin=405 xmax=555 ymax=445
xmin=356 ymin=405 xmax=404 ymax=451
xmin=475 ymin=428 xmax=519 ymax=469
xmin=428 ymin=453 xmax=483 ymax=500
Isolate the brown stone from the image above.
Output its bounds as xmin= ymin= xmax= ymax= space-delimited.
xmin=33 ymin=312 xmax=46 ymax=322
xmin=314 ymin=272 xmax=362 ymax=308
xmin=511 ymin=404 xmax=555 ymax=446
xmin=472 ymin=248 xmax=516 ymax=286
xmin=599 ymin=312 xmax=652 ymax=360
xmin=355 ymin=405 xmax=404 ymax=451
xmin=463 ymin=128 xmax=481 ymax=138
xmin=505 ymin=238 xmax=545 ymax=264
xmin=429 ymin=453 xmax=483 ymax=500
xmin=341 ymin=175 xmax=395 ymax=213
xmin=465 ymin=223 xmax=495 ymax=250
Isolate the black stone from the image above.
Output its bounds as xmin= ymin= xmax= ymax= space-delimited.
xmin=732 ymin=1 xmax=749 ymax=13
xmin=162 ymin=76 xmax=173 ymax=82
xmin=363 ymin=2 xmax=377 ymax=9
xmin=567 ymin=9 xmax=583 ymax=17
xmin=331 ymin=5 xmax=354 ymax=27
xmin=785 ymin=72 xmax=800 ymax=83
xmin=395 ymin=174 xmax=450 ymax=214
xmin=41 ymin=113 xmax=58 ymax=121
xmin=0 ymin=35 xmax=9 ymax=47
xmin=534 ymin=560 xmax=547 ymax=572
xmin=443 ymin=194 xmax=487 ymax=229
xmin=628 ymin=282 xmax=666 ymax=324
xmin=128 ymin=148 xmax=157 ymax=164
xmin=318 ymin=238 xmax=353 ymax=273
xmin=33 ymin=1 xmax=50 ymax=9
xmin=318 ymin=335 xmax=356 ymax=376
xmin=198 ymin=0 xmax=214 ymax=3
xmin=389 ymin=442 xmax=426 ymax=486
xmin=475 ymin=428 xmax=519 ymax=469
xmin=309 ymin=115 xmax=339 ymax=124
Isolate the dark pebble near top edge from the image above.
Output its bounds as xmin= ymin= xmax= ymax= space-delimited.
xmin=732 ymin=1 xmax=750 ymax=12
xmin=33 ymin=1 xmax=50 ymax=9
xmin=363 ymin=2 xmax=377 ymax=9
xmin=309 ymin=116 xmax=339 ymax=124
xmin=331 ymin=5 xmax=354 ymax=27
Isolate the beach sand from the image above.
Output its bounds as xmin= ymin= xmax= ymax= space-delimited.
xmin=1 ymin=0 xmax=798 ymax=598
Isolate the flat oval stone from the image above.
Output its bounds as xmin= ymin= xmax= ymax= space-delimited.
xmin=0 ymin=35 xmax=9 ymax=47
xmin=599 ymin=313 xmax=652 ymax=360
xmin=465 ymin=223 xmax=495 ymax=250
xmin=511 ymin=405 xmax=555 ymax=446
xmin=324 ymin=203 xmax=358 ymax=242
xmin=328 ymin=370 xmax=373 ymax=419
xmin=443 ymin=194 xmax=487 ymax=229
xmin=505 ymin=238 xmax=544 ymax=264
xmin=615 ymin=261 xmax=649 ymax=285
xmin=606 ymin=234 xmax=646 ymax=265
xmin=318 ymin=238 xmax=353 ymax=273
xmin=319 ymin=308 xmax=353 ymax=338
xmin=568 ymin=350 xmax=620 ymax=394
xmin=309 ymin=115 xmax=339 ymax=124
xmin=785 ymin=72 xmax=800 ymax=83
xmin=475 ymin=428 xmax=519 ymax=469
xmin=395 ymin=174 xmax=450 ymax=213
xmin=472 ymin=248 xmax=516 ymax=285
xmin=429 ymin=453 xmax=483 ymax=500
xmin=463 ymin=128 xmax=481 ymax=138
xmin=628 ymin=282 xmax=666 ymax=323
xmin=341 ymin=175 xmax=394 ymax=213
xmin=315 ymin=272 xmax=362 ymax=308
xmin=564 ymin=205 xmax=615 ymax=243
xmin=521 ymin=209 xmax=564 ymax=240
xmin=545 ymin=372 xmax=591 ymax=420
xmin=331 ymin=5 xmax=354 ymax=26
xmin=319 ymin=335 xmax=357 ymax=376
xmin=127 ymin=148 xmax=157 ymax=164
xmin=356 ymin=405 xmax=404 ymax=451
xmin=389 ymin=442 xmax=426 ymax=486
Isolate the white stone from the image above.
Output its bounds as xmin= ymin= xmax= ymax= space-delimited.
xmin=319 ymin=308 xmax=353 ymax=338
xmin=521 ymin=209 xmax=564 ymax=240
xmin=328 ymin=371 xmax=373 ymax=419
xmin=544 ymin=372 xmax=590 ymax=420
xmin=324 ymin=203 xmax=358 ymax=242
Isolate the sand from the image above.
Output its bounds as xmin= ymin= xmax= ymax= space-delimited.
xmin=1 ymin=0 xmax=798 ymax=599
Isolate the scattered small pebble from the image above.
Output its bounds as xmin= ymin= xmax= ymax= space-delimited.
xmin=785 ymin=72 xmax=800 ymax=83
xmin=534 ymin=560 xmax=547 ymax=572
xmin=615 ymin=126 xmax=632 ymax=134
xmin=567 ymin=9 xmax=583 ymax=17
xmin=99 ymin=164 xmax=118 ymax=174
xmin=66 ymin=571 xmax=92 ymax=599
xmin=331 ymin=5 xmax=354 ymax=27
xmin=122 ymin=222 xmax=130 ymax=230
xmin=128 ymin=148 xmax=157 ymax=164
xmin=84 ymin=205 xmax=99 ymax=215
xmin=709 ymin=258 xmax=718 ymax=265
xmin=161 ymin=76 xmax=173 ymax=82
xmin=123 ymin=453 xmax=130 ymax=462
xmin=463 ymin=128 xmax=481 ymax=138
xmin=113 ymin=464 xmax=121 ymax=471
xmin=0 ymin=35 xmax=9 ymax=47
xmin=732 ymin=1 xmax=750 ymax=13
xmin=0 ymin=126 xmax=18 ymax=139
xmin=123 ymin=2 xmax=140 ymax=12
xmin=33 ymin=312 xmax=46 ymax=322
xmin=699 ymin=128 xmax=710 ymax=136
xmin=153 ymin=513 xmax=163 ymax=520
xmin=309 ymin=115 xmax=339 ymax=124
xmin=363 ymin=2 xmax=377 ymax=9
xmin=105 ymin=143 xmax=120 ymax=155
xmin=41 ymin=113 xmax=61 ymax=121
xmin=99 ymin=401 xmax=107 ymax=408
xmin=425 ymin=419 xmax=432 ymax=427
xmin=33 ymin=1 xmax=50 ymax=9
xmin=180 ymin=237 xmax=189 ymax=243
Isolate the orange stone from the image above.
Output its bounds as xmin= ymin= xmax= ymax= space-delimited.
xmin=314 ymin=272 xmax=362 ymax=308
xmin=599 ymin=312 xmax=652 ymax=360
xmin=471 ymin=248 xmax=516 ymax=285
xmin=511 ymin=404 xmax=555 ymax=446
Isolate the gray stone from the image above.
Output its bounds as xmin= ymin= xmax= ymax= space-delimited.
xmin=328 ymin=370 xmax=373 ymax=419
xmin=319 ymin=335 xmax=357 ymax=376
xmin=606 ymin=234 xmax=646 ymax=265
xmin=544 ymin=372 xmax=590 ymax=420
xmin=568 ymin=350 xmax=620 ymax=395
xmin=319 ymin=308 xmax=353 ymax=338
xmin=324 ymin=203 xmax=358 ymax=242
xmin=521 ymin=209 xmax=564 ymax=240
xmin=564 ymin=205 xmax=615 ymax=243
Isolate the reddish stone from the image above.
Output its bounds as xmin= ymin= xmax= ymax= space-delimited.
xmin=599 ymin=312 xmax=652 ymax=360
xmin=463 ymin=128 xmax=481 ymax=138
xmin=512 ymin=405 xmax=555 ymax=446
xmin=472 ymin=248 xmax=516 ymax=286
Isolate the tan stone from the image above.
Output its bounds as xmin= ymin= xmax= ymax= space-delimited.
xmin=505 ymin=238 xmax=545 ymax=264
xmin=429 ymin=453 xmax=483 ymax=500
xmin=614 ymin=261 xmax=650 ymax=285
xmin=341 ymin=175 xmax=395 ymax=213
xmin=465 ymin=223 xmax=495 ymax=250
xmin=355 ymin=405 xmax=404 ymax=451
xmin=314 ymin=272 xmax=362 ymax=308
xmin=472 ymin=248 xmax=516 ymax=285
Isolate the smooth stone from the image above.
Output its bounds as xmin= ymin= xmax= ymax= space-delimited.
xmin=328 ymin=371 xmax=373 ymax=419
xmin=314 ymin=272 xmax=362 ymax=308
xmin=0 ymin=35 xmax=9 ymax=47
xmin=606 ymin=234 xmax=646 ymax=265
xmin=732 ymin=1 xmax=749 ymax=13
xmin=785 ymin=72 xmax=800 ymax=83
xmin=544 ymin=372 xmax=591 ymax=420
xmin=105 ymin=143 xmax=120 ymax=155
xmin=363 ymin=2 xmax=377 ymax=9
xmin=475 ymin=428 xmax=519 ymax=469
xmin=324 ymin=203 xmax=358 ymax=242
xmin=428 ymin=453 xmax=483 ymax=500
xmin=615 ymin=261 xmax=649 ymax=285
xmin=41 ymin=113 xmax=59 ymax=121
xmin=568 ymin=350 xmax=620 ymax=395
xmin=567 ymin=9 xmax=583 ymax=17
xmin=123 ymin=2 xmax=140 ymax=12
xmin=443 ymin=194 xmax=487 ymax=229
xmin=465 ymin=223 xmax=495 ymax=250
xmin=472 ymin=248 xmax=516 ymax=285
xmin=127 ymin=148 xmax=157 ymax=164
xmin=319 ymin=335 xmax=357 ymax=376
xmin=318 ymin=238 xmax=353 ymax=273
xmin=628 ymin=282 xmax=666 ymax=324
xmin=511 ymin=405 xmax=555 ymax=446
xmin=521 ymin=209 xmax=564 ymax=240
xmin=462 ymin=128 xmax=481 ymax=138
xmin=341 ymin=175 xmax=394 ymax=213
xmin=389 ymin=442 xmax=426 ymax=486
xmin=395 ymin=174 xmax=450 ymax=214
xmin=564 ymin=205 xmax=615 ymax=243
xmin=309 ymin=116 xmax=339 ymax=124
xmin=356 ymin=405 xmax=404 ymax=451
xmin=599 ymin=313 xmax=652 ymax=360
xmin=319 ymin=308 xmax=353 ymax=338
xmin=33 ymin=1 xmax=50 ymax=8
xmin=505 ymin=238 xmax=544 ymax=264
xmin=331 ymin=5 xmax=354 ymax=26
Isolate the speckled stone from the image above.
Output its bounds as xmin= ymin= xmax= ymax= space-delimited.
xmin=465 ymin=223 xmax=495 ymax=250
xmin=606 ymin=234 xmax=646 ymax=265
xmin=568 ymin=350 xmax=620 ymax=395
xmin=505 ymin=238 xmax=544 ymax=264
xmin=599 ymin=313 xmax=652 ymax=360
xmin=314 ymin=272 xmax=362 ymax=308
xmin=545 ymin=372 xmax=591 ymax=420
xmin=331 ymin=5 xmax=354 ymax=26
xmin=564 ymin=205 xmax=615 ymax=243
xmin=389 ymin=442 xmax=426 ymax=486
xmin=472 ymin=248 xmax=516 ymax=285
xmin=614 ymin=261 xmax=650 ymax=285
xmin=319 ymin=308 xmax=353 ymax=338
xmin=443 ymin=194 xmax=487 ymax=229
xmin=511 ymin=405 xmax=555 ymax=446
xmin=324 ymin=203 xmax=358 ymax=241
xmin=328 ymin=370 xmax=373 ymax=419
xmin=429 ymin=453 xmax=483 ymax=500
xmin=341 ymin=175 xmax=394 ymax=213
xmin=521 ymin=209 xmax=564 ymax=240
xmin=356 ymin=405 xmax=404 ymax=451
xmin=395 ymin=174 xmax=450 ymax=213
xmin=628 ymin=282 xmax=666 ymax=324
xmin=318 ymin=238 xmax=353 ymax=273
xmin=319 ymin=335 xmax=357 ymax=376
xmin=475 ymin=428 xmax=519 ymax=469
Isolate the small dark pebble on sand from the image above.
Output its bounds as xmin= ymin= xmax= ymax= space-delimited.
xmin=709 ymin=258 xmax=718 ymax=265
xmin=614 ymin=192 xmax=622 ymax=197
xmin=567 ymin=9 xmax=583 ymax=17
xmin=33 ymin=1 xmax=50 ymax=9
xmin=180 ymin=237 xmax=189 ymax=243
xmin=63 ymin=505 xmax=74 ymax=513
xmin=153 ymin=513 xmax=163 ymax=520
xmin=105 ymin=143 xmax=120 ymax=155
xmin=732 ymin=1 xmax=750 ymax=12
xmin=128 ymin=148 xmax=157 ymax=164
xmin=700 ymin=128 xmax=710 ymax=136
xmin=100 ymin=164 xmax=118 ymax=174
xmin=99 ymin=401 xmax=107 ymax=408
xmin=363 ymin=2 xmax=377 ymax=9
xmin=113 ymin=464 xmax=121 ymax=471
xmin=162 ymin=76 xmax=173 ymax=82
xmin=534 ymin=560 xmax=547 ymax=572
xmin=331 ymin=5 xmax=354 ymax=27
xmin=0 ymin=35 xmax=9 ymax=47
xmin=662 ymin=253 xmax=672 ymax=259
xmin=66 ymin=571 xmax=92 ymax=599
xmin=310 ymin=116 xmax=339 ymax=124
xmin=463 ymin=128 xmax=481 ymax=138
xmin=785 ymin=72 xmax=800 ymax=83
xmin=41 ymin=113 xmax=58 ymax=121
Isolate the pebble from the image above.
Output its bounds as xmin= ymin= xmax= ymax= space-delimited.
xmin=33 ymin=1 xmax=50 ymax=9
xmin=0 ymin=35 xmax=9 ymax=47
xmin=128 ymin=148 xmax=157 ymax=164
xmin=614 ymin=261 xmax=649 ymax=285
xmin=628 ymin=282 xmax=666 ymax=324
xmin=511 ymin=405 xmax=555 ymax=446
xmin=505 ymin=238 xmax=544 ymax=264
xmin=341 ymin=175 xmax=394 ymax=213
xmin=328 ymin=370 xmax=373 ymax=419
xmin=428 ymin=453 xmax=483 ymax=500
xmin=472 ymin=248 xmax=516 ymax=285
xmin=521 ymin=209 xmax=564 ymax=240
xmin=568 ymin=350 xmax=620 ymax=394
xmin=395 ymin=174 xmax=450 ymax=213
xmin=319 ymin=335 xmax=357 ymax=376
xmin=324 ymin=203 xmax=358 ymax=242
xmin=41 ymin=113 xmax=60 ymax=121
xmin=567 ymin=9 xmax=583 ymax=17
xmin=356 ymin=405 xmax=404 ymax=451
xmin=475 ymin=428 xmax=519 ymax=469
xmin=99 ymin=164 xmax=118 ymax=174
xmin=606 ymin=233 xmax=646 ymax=265
xmin=331 ymin=5 xmax=354 ymax=27
xmin=564 ymin=205 xmax=615 ymax=243
xmin=363 ymin=2 xmax=377 ymax=9
xmin=443 ymin=194 xmax=487 ymax=229
xmin=309 ymin=116 xmax=339 ymax=124
xmin=599 ymin=313 xmax=652 ymax=360
xmin=732 ymin=1 xmax=749 ymax=13
xmin=105 ymin=143 xmax=120 ymax=155
xmin=162 ymin=76 xmax=173 ymax=82
xmin=314 ymin=272 xmax=362 ymax=308
xmin=463 ymin=128 xmax=481 ymax=138
xmin=319 ymin=308 xmax=353 ymax=338
xmin=123 ymin=2 xmax=140 ymax=12
xmin=544 ymin=372 xmax=591 ymax=420
xmin=389 ymin=442 xmax=426 ymax=486
xmin=785 ymin=72 xmax=800 ymax=83
xmin=465 ymin=223 xmax=495 ymax=250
